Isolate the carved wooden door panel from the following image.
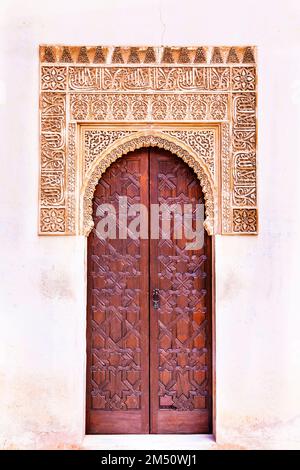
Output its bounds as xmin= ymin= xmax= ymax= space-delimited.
xmin=86 ymin=148 xmax=212 ymax=434
xmin=149 ymin=148 xmax=212 ymax=433
xmin=86 ymin=149 xmax=149 ymax=433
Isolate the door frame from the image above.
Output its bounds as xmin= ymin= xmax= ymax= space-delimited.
xmin=38 ymin=44 xmax=258 ymax=445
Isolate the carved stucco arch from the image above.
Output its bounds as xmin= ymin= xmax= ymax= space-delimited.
xmin=81 ymin=130 xmax=217 ymax=237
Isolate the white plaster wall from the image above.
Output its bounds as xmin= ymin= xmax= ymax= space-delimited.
xmin=0 ymin=0 xmax=300 ymax=449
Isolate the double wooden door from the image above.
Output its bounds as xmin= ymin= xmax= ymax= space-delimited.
xmin=86 ymin=147 xmax=212 ymax=434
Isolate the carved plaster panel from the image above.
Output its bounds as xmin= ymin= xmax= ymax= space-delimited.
xmin=80 ymin=131 xmax=216 ymax=237
xmin=39 ymin=45 xmax=258 ymax=236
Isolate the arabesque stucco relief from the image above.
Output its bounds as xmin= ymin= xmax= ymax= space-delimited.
xmin=39 ymin=45 xmax=257 ymax=236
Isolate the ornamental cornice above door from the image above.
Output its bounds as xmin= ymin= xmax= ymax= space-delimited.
xmin=39 ymin=45 xmax=257 ymax=236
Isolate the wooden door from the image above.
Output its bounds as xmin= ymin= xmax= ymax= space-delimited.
xmin=86 ymin=147 xmax=212 ymax=434
xmin=149 ymin=148 xmax=212 ymax=433
xmin=86 ymin=149 xmax=149 ymax=434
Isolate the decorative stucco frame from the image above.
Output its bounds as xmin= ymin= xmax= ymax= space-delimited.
xmin=39 ymin=45 xmax=257 ymax=236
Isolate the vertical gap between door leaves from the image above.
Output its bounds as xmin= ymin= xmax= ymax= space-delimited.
xmin=148 ymin=147 xmax=151 ymax=434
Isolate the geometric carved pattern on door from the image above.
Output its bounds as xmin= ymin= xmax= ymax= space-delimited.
xmin=90 ymin=170 xmax=143 ymax=411
xmin=157 ymin=254 xmax=209 ymax=413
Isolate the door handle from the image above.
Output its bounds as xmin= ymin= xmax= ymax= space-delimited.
xmin=152 ymin=288 xmax=160 ymax=310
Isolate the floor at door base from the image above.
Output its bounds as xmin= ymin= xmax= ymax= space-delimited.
xmin=82 ymin=434 xmax=215 ymax=450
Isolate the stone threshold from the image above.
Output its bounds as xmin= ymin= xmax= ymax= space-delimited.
xmin=82 ymin=434 xmax=215 ymax=450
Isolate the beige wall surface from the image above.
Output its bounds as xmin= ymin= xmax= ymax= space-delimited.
xmin=0 ymin=0 xmax=300 ymax=449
